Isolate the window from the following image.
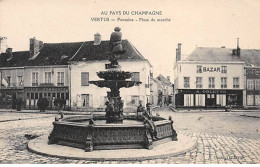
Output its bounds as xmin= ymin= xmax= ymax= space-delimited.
xmin=221 ymin=77 xmax=227 ymax=88
xmin=197 ymin=65 xmax=202 ymax=73
xmin=57 ymin=72 xmax=64 ymax=86
xmin=256 ymin=69 xmax=260 ymax=75
xmin=17 ymin=76 xmax=23 ymax=86
xmin=246 ymin=69 xmax=255 ymax=75
xmin=216 ymin=94 xmax=226 ymax=106
xmin=196 ymin=77 xmax=202 ymax=88
xmin=233 ymin=77 xmax=239 ymax=88
xmin=131 ymin=72 xmax=140 ymax=82
xmin=32 ymin=72 xmax=38 ymax=86
xmin=221 ymin=66 xmax=227 ymax=73
xmin=184 ymin=77 xmax=190 ymax=88
xmin=82 ymin=94 xmax=89 ymax=107
xmin=6 ymin=76 xmax=11 ymax=86
xmin=255 ymin=79 xmax=260 ymax=90
xmin=247 ymin=79 xmax=254 ymax=90
xmin=247 ymin=95 xmax=254 ymax=106
xmin=195 ymin=94 xmax=205 ymax=106
xmin=184 ymin=94 xmax=194 ymax=106
xmin=45 ymin=72 xmax=52 ymax=83
xmin=208 ymin=77 xmax=215 ymax=88
xmin=81 ymin=72 xmax=89 ymax=86
xmin=255 ymin=95 xmax=260 ymax=106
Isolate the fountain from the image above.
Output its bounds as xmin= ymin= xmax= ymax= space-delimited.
xmin=48 ymin=27 xmax=177 ymax=152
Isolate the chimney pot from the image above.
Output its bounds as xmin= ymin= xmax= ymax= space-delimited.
xmin=94 ymin=33 xmax=101 ymax=45
xmin=167 ymin=76 xmax=170 ymax=81
xmin=176 ymin=43 xmax=182 ymax=62
xmin=30 ymin=37 xmax=43 ymax=59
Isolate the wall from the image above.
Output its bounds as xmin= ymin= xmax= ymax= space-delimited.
xmin=70 ymin=60 xmax=152 ymax=109
xmin=24 ymin=66 xmax=69 ymax=87
xmin=175 ymin=61 xmax=244 ymax=90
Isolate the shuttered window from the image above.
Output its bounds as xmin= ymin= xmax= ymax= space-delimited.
xmin=81 ymin=72 xmax=89 ymax=86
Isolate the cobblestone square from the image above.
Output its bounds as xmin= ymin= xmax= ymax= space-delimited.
xmin=0 ymin=108 xmax=259 ymax=164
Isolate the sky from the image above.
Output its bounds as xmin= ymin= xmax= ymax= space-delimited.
xmin=0 ymin=0 xmax=260 ymax=80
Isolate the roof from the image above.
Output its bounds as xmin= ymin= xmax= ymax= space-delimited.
xmin=28 ymin=42 xmax=84 ymax=66
xmin=70 ymin=40 xmax=145 ymax=61
xmin=0 ymin=40 xmax=146 ymax=68
xmin=185 ymin=47 xmax=260 ymax=66
xmin=0 ymin=51 xmax=30 ymax=67
xmin=156 ymin=74 xmax=172 ymax=85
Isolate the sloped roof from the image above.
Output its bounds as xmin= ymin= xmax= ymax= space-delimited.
xmin=70 ymin=40 xmax=145 ymax=61
xmin=185 ymin=47 xmax=260 ymax=66
xmin=28 ymin=42 xmax=84 ymax=66
xmin=0 ymin=40 xmax=146 ymax=68
xmin=0 ymin=51 xmax=30 ymax=67
xmin=156 ymin=74 xmax=172 ymax=85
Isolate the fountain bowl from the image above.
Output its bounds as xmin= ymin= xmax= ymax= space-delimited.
xmin=48 ymin=115 xmax=177 ymax=152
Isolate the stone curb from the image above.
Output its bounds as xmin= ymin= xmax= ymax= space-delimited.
xmin=27 ymin=134 xmax=196 ymax=161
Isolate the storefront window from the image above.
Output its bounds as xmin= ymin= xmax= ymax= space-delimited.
xmin=184 ymin=94 xmax=194 ymax=106
xmin=228 ymin=94 xmax=238 ymax=105
xmin=195 ymin=94 xmax=205 ymax=106
xmin=255 ymin=95 xmax=260 ymax=106
xmin=247 ymin=95 xmax=254 ymax=106
xmin=216 ymin=94 xmax=226 ymax=106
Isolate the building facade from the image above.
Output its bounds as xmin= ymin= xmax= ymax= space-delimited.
xmin=156 ymin=75 xmax=174 ymax=106
xmin=244 ymin=66 xmax=260 ymax=108
xmin=1 ymin=35 xmax=153 ymax=111
xmin=174 ymin=61 xmax=244 ymax=108
xmin=69 ymin=39 xmax=152 ymax=110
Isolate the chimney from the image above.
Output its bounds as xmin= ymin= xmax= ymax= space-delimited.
xmin=30 ymin=37 xmax=43 ymax=59
xmin=176 ymin=43 xmax=182 ymax=62
xmin=93 ymin=33 xmax=101 ymax=45
xmin=6 ymin=48 xmax=13 ymax=60
xmin=237 ymin=38 xmax=240 ymax=56
xmin=167 ymin=76 xmax=170 ymax=81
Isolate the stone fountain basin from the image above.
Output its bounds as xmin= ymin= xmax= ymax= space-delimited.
xmin=48 ymin=115 xmax=177 ymax=151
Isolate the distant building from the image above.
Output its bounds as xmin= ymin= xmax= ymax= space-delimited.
xmin=174 ymin=41 xmax=247 ymax=109
xmin=242 ymin=50 xmax=260 ymax=109
xmin=150 ymin=76 xmax=159 ymax=106
xmin=156 ymin=74 xmax=173 ymax=106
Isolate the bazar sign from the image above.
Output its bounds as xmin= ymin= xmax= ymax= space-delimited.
xmin=202 ymin=67 xmax=221 ymax=72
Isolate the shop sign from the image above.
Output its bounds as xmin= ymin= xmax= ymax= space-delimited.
xmin=202 ymin=67 xmax=220 ymax=72
xmin=195 ymin=90 xmax=226 ymax=94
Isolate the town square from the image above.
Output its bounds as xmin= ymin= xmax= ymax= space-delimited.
xmin=0 ymin=0 xmax=260 ymax=165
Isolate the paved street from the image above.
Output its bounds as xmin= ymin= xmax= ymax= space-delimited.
xmin=0 ymin=108 xmax=259 ymax=164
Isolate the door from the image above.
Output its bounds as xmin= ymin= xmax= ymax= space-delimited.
xmin=206 ymin=94 xmax=216 ymax=107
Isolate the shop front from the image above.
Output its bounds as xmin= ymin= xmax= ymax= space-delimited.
xmin=24 ymin=85 xmax=69 ymax=110
xmin=0 ymin=89 xmax=24 ymax=109
xmin=175 ymin=89 xmax=243 ymax=108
